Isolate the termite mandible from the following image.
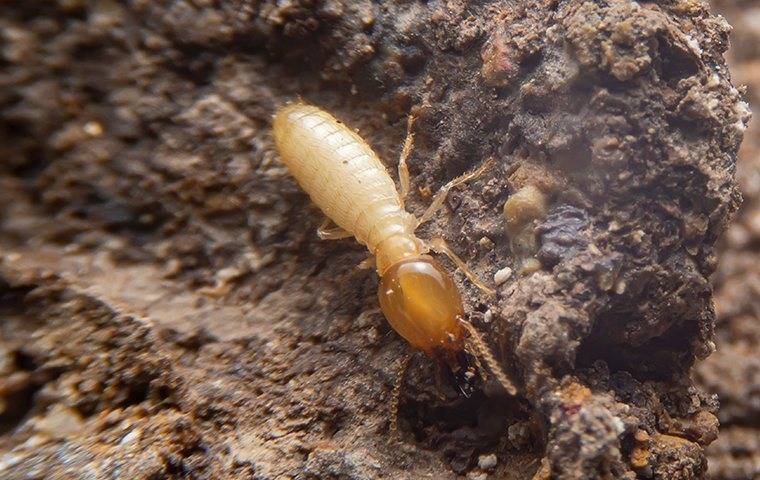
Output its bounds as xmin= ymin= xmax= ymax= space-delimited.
xmin=272 ymin=103 xmax=515 ymax=397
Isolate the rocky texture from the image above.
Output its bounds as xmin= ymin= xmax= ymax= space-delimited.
xmin=697 ymin=1 xmax=759 ymax=479
xmin=0 ymin=1 xmax=748 ymax=479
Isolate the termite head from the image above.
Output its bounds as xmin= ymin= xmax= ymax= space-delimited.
xmin=376 ymin=236 xmax=478 ymax=396
xmin=378 ymin=254 xmax=465 ymax=356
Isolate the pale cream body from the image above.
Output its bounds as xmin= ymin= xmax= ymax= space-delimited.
xmin=271 ymin=104 xmax=516 ymax=395
xmin=273 ymin=104 xmax=421 ymax=272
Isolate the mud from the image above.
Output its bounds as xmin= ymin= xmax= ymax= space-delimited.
xmin=0 ymin=1 xmax=750 ymax=479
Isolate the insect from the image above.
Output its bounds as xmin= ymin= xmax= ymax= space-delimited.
xmin=272 ymin=103 xmax=515 ymax=397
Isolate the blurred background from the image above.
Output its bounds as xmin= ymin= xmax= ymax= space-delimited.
xmin=698 ymin=1 xmax=759 ymax=478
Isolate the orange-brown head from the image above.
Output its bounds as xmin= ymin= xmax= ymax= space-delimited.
xmin=378 ymin=255 xmax=465 ymax=355
xmin=378 ymin=255 xmax=476 ymax=395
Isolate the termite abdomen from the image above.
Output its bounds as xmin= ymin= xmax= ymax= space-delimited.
xmin=272 ymin=104 xmax=415 ymax=254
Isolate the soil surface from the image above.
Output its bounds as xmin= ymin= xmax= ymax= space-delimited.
xmin=0 ymin=1 xmax=752 ymax=479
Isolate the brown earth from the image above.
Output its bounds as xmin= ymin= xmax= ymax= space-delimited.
xmin=0 ymin=1 xmax=751 ymax=479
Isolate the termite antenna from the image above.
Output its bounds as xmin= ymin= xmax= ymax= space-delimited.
xmin=389 ymin=354 xmax=412 ymax=438
xmin=466 ymin=340 xmax=489 ymax=384
xmin=416 ymin=157 xmax=494 ymax=228
xmin=398 ymin=114 xmax=416 ymax=206
xmin=459 ymin=318 xmax=517 ymax=396
xmin=429 ymin=237 xmax=496 ymax=296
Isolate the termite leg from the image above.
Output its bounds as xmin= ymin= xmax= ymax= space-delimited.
xmin=317 ymin=218 xmax=353 ymax=240
xmin=389 ymin=354 xmax=412 ymax=437
xmin=416 ymin=158 xmax=494 ymax=228
xmin=428 ymin=237 xmax=496 ymax=296
xmin=459 ymin=318 xmax=517 ymax=396
xmin=356 ymin=256 xmax=375 ymax=270
xmin=397 ymin=114 xmax=416 ymax=208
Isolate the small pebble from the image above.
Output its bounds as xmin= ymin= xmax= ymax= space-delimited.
xmin=478 ymin=453 xmax=498 ymax=471
xmin=479 ymin=236 xmax=495 ymax=250
xmin=119 ymin=428 xmax=142 ymax=446
xmin=493 ymin=267 xmax=513 ymax=285
xmin=83 ymin=121 xmax=104 ymax=137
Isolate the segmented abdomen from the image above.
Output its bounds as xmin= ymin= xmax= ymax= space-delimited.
xmin=273 ymin=104 xmax=413 ymax=252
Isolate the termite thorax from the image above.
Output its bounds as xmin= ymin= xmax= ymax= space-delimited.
xmin=375 ymin=234 xmax=424 ymax=274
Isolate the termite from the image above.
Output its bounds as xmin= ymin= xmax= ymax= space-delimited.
xmin=272 ymin=103 xmax=515 ymax=397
